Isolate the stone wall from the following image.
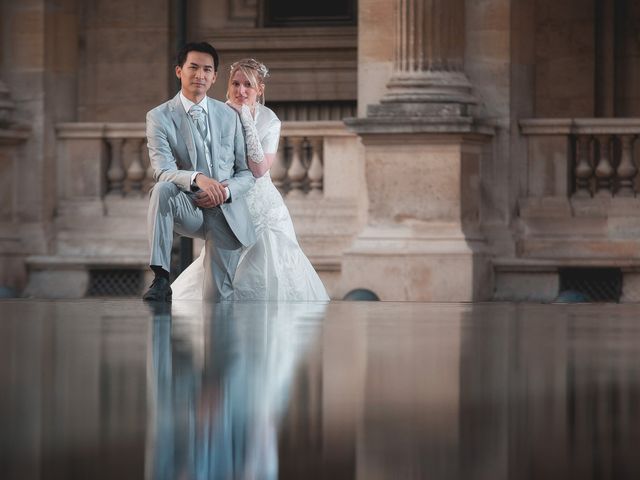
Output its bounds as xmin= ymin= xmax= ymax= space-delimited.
xmin=466 ymin=0 xmax=519 ymax=257
xmin=534 ymin=0 xmax=596 ymax=117
xmin=0 ymin=0 xmax=82 ymax=290
xmin=614 ymin=0 xmax=640 ymax=117
xmin=78 ymin=0 xmax=173 ymax=122
xmin=5 ymin=0 xmax=640 ymax=300
xmin=188 ymin=0 xmax=357 ymax=107
xmin=356 ymin=0 xmax=394 ymax=116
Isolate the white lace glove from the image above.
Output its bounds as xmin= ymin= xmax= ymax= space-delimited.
xmin=239 ymin=104 xmax=265 ymax=164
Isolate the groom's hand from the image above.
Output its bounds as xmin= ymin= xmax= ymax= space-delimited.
xmin=194 ymin=174 xmax=227 ymax=208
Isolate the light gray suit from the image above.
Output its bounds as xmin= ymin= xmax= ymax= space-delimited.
xmin=146 ymin=93 xmax=256 ymax=300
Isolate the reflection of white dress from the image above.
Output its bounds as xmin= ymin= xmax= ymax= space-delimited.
xmin=148 ymin=301 xmax=327 ymax=480
xmin=171 ymin=103 xmax=329 ymax=301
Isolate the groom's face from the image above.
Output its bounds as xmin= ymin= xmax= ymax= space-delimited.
xmin=176 ymin=51 xmax=217 ymax=103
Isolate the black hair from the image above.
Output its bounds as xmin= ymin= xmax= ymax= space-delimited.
xmin=176 ymin=42 xmax=219 ymax=72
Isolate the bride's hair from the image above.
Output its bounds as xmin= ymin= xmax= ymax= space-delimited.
xmin=226 ymin=58 xmax=270 ymax=105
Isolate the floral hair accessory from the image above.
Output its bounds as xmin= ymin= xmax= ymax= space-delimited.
xmin=230 ymin=58 xmax=269 ymax=80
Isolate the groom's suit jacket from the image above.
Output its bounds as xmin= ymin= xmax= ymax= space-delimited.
xmin=146 ymin=93 xmax=256 ymax=247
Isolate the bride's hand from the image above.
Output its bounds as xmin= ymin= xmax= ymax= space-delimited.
xmin=228 ymin=101 xmax=252 ymax=115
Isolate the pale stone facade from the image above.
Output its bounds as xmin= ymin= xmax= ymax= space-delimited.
xmin=2 ymin=0 xmax=640 ymax=301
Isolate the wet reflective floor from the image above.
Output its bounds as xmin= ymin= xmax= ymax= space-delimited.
xmin=2 ymin=300 xmax=640 ymax=479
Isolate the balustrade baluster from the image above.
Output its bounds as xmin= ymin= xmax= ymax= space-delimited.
xmin=616 ymin=135 xmax=637 ymax=197
xmin=270 ymin=140 xmax=288 ymax=195
xmin=307 ymin=137 xmax=324 ymax=198
xmin=287 ymin=137 xmax=307 ymax=198
xmin=143 ymin=143 xmax=155 ymax=193
xmin=126 ymin=138 xmax=146 ymax=194
xmin=595 ymin=135 xmax=614 ymax=197
xmin=574 ymin=135 xmax=593 ymax=197
xmin=106 ymin=138 xmax=125 ymax=195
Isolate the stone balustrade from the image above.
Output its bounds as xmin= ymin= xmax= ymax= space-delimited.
xmin=49 ymin=120 xmax=362 ymax=298
xmin=277 ymin=121 xmax=355 ymax=198
xmin=497 ymin=119 xmax=640 ymax=303
xmin=520 ymin=118 xmax=640 ymax=199
xmin=56 ymin=120 xmax=355 ymax=199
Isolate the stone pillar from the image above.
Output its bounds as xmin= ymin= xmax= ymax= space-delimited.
xmin=0 ymin=79 xmax=31 ymax=293
xmin=370 ymin=0 xmax=475 ymax=118
xmin=342 ymin=0 xmax=494 ymax=301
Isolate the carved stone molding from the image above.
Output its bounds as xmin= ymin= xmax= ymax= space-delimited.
xmin=205 ymin=27 xmax=357 ymax=103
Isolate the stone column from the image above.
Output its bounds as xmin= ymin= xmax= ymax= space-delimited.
xmin=342 ymin=0 xmax=494 ymax=301
xmin=370 ymin=0 xmax=475 ymax=118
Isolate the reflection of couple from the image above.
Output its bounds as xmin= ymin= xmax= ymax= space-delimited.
xmin=147 ymin=301 xmax=324 ymax=480
xmin=142 ymin=42 xmax=328 ymax=302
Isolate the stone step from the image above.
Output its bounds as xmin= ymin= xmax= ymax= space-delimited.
xmin=517 ymin=238 xmax=640 ymax=259
xmin=25 ymin=255 xmax=150 ymax=299
xmin=494 ymin=257 xmax=640 ymax=271
xmin=493 ymin=257 xmax=640 ymax=303
xmin=55 ymin=227 xmax=147 ymax=254
xmin=55 ymin=197 xmax=148 ymax=231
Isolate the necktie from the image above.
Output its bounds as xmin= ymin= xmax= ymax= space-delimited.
xmin=188 ymin=104 xmax=208 ymax=141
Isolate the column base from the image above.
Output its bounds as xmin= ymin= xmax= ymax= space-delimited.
xmin=371 ymin=70 xmax=477 ymax=118
xmin=368 ymin=101 xmax=472 ymax=118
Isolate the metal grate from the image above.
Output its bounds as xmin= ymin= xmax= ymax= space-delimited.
xmin=559 ymin=268 xmax=622 ymax=302
xmin=87 ymin=269 xmax=144 ymax=297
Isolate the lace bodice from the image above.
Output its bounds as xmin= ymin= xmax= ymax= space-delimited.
xmin=244 ymin=173 xmax=290 ymax=236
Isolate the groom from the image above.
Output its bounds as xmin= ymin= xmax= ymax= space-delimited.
xmin=143 ymin=42 xmax=256 ymax=302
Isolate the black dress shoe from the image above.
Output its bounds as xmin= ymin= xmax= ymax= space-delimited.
xmin=143 ymin=277 xmax=172 ymax=302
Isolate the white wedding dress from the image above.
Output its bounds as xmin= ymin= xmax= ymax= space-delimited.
xmin=171 ymin=103 xmax=329 ymax=301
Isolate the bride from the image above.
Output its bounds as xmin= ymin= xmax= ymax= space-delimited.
xmin=171 ymin=58 xmax=329 ymax=301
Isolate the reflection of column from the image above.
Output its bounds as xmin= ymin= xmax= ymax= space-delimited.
xmin=358 ymin=308 xmax=462 ymax=478
xmin=371 ymin=0 xmax=475 ymax=118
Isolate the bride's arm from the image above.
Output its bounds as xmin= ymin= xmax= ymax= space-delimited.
xmin=238 ymin=105 xmax=278 ymax=178
xmin=238 ymin=105 xmax=268 ymax=178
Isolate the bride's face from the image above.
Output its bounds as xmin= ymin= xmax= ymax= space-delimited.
xmin=228 ymin=70 xmax=263 ymax=107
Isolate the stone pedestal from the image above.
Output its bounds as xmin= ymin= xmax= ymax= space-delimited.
xmin=340 ymin=125 xmax=492 ymax=301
